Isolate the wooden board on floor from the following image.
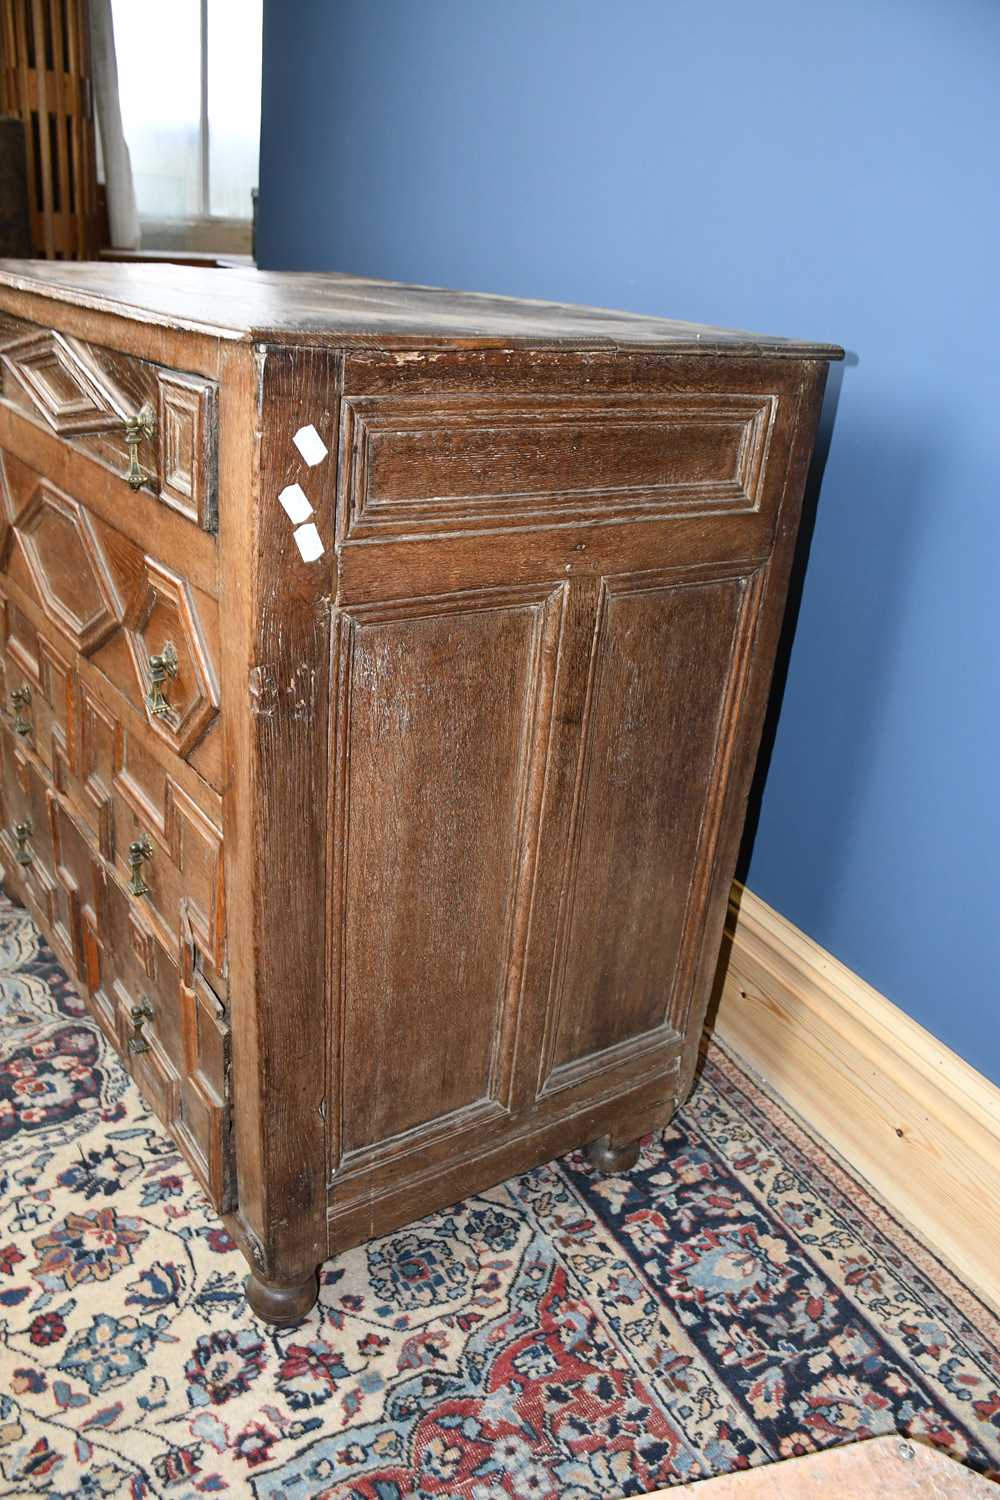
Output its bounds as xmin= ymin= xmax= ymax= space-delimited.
xmin=644 ymin=1435 xmax=997 ymax=1496
xmin=711 ymin=886 xmax=1000 ymax=1313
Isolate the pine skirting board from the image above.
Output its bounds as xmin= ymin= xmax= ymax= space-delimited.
xmin=712 ymin=886 xmax=1000 ymax=1312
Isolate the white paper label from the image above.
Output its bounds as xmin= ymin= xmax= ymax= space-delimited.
xmin=293 ymin=424 xmax=329 ymax=466
xmin=278 ymin=482 xmax=314 ymax=524
xmin=293 ymin=521 xmax=324 ymax=562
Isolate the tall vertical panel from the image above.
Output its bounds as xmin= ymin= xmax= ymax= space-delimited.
xmin=547 ymin=573 xmax=749 ymax=1078
xmin=334 ymin=590 xmax=556 ymax=1159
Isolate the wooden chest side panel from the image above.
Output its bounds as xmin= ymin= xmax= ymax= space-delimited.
xmin=340 ymin=392 xmax=776 ymax=539
xmin=332 ymin=586 xmax=561 ymax=1160
xmin=546 ymin=571 xmax=752 ymax=1079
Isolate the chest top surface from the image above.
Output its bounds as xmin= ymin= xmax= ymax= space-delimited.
xmin=0 ymin=261 xmax=843 ymax=358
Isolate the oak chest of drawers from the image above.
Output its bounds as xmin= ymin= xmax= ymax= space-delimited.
xmin=0 ymin=261 xmax=840 ymax=1323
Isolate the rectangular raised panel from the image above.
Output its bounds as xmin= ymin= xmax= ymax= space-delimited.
xmin=542 ymin=570 xmax=759 ymax=1090
xmin=77 ymin=683 xmax=118 ymax=858
xmin=48 ymin=794 xmax=102 ymax=974
xmin=112 ymin=739 xmax=225 ymax=970
xmin=340 ymin=392 xmax=776 ymax=538
xmin=0 ymin=731 xmax=57 ymax=926
xmin=0 ymin=629 xmax=74 ymax=798
xmin=0 ymin=596 xmax=75 ymax=782
xmin=331 ymin=586 xmax=561 ymax=1166
xmin=3 ymin=594 xmax=39 ymax=682
xmin=175 ymin=954 xmax=233 ymax=1210
xmin=99 ymin=872 xmax=182 ymax=1071
xmin=97 ymin=867 xmax=232 ymax=1211
xmin=156 ymin=369 xmax=218 ymax=530
xmin=115 ymin=972 xmax=184 ymax=1143
xmin=34 ymin=636 xmax=74 ymax=782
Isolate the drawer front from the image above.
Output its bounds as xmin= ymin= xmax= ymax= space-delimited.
xmin=0 ymin=560 xmax=231 ymax=1210
xmin=96 ymin=869 xmax=233 ymax=1210
xmin=0 ymin=446 xmax=223 ymax=781
xmin=0 ymin=722 xmax=104 ymax=1010
xmin=0 ymin=723 xmax=58 ymax=927
xmin=109 ymin=734 xmax=225 ymax=973
xmin=0 ymin=579 xmax=225 ymax=973
xmin=0 ymin=591 xmax=74 ymax=780
xmin=0 ymin=313 xmax=218 ymax=531
xmin=0 ymin=713 xmax=233 ymax=1211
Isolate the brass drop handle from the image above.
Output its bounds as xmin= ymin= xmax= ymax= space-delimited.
xmin=146 ymin=642 xmax=178 ymax=719
xmin=127 ymin=995 xmax=154 ymax=1055
xmin=10 ymin=684 xmax=31 ymax=736
xmin=123 ymin=402 xmax=155 ymax=490
xmin=13 ymin=818 xmax=32 ymax=866
xmin=127 ymin=833 xmax=153 ymax=897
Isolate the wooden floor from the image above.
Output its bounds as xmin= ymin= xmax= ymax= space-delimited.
xmin=644 ymin=1435 xmax=997 ymax=1495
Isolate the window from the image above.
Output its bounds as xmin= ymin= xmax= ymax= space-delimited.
xmin=110 ymin=0 xmax=262 ymax=251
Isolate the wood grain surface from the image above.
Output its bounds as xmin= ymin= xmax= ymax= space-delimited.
xmin=642 ymin=1435 xmax=996 ymax=1497
xmin=0 ymin=260 xmax=844 ymax=356
xmin=0 ymin=267 xmax=837 ymax=1320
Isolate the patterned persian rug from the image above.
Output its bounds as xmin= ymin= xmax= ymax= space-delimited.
xmin=1 ymin=892 xmax=998 ymax=1500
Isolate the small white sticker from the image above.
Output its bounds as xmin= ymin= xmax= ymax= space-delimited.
xmin=278 ymin=482 xmax=314 ymax=525
xmin=293 ymin=521 xmax=324 ymax=562
xmin=293 ymin=424 xmax=328 ymax=466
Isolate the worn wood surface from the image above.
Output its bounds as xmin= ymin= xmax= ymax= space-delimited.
xmin=333 ymin=587 xmax=558 ymax=1158
xmin=0 ymin=261 xmax=844 ymax=357
xmin=0 ymin=310 xmax=219 ymax=528
xmin=217 ymin=341 xmax=339 ymax=1310
xmin=0 ymin=0 xmax=100 ymax=260
xmin=549 ymin=568 xmax=756 ymax=1070
xmin=643 ymin=1435 xmax=997 ymax=1496
xmin=0 ymin=300 xmax=230 ymax=1210
xmin=0 ymin=268 xmax=838 ymax=1321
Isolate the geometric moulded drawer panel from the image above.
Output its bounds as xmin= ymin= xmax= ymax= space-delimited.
xmin=0 ymin=328 xmax=130 ymax=435
xmin=9 ymin=473 xmax=121 ymax=655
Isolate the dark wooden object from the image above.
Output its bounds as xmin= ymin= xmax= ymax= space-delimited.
xmin=0 ymin=0 xmax=100 ymax=259
xmin=0 ymin=261 xmax=841 ymax=1324
xmin=0 ymin=118 xmax=31 ymax=257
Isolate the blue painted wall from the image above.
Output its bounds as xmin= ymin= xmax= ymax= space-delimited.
xmin=258 ymin=0 xmax=1000 ymax=1084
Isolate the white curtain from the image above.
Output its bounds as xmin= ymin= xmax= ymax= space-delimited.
xmin=88 ymin=0 xmax=140 ymax=249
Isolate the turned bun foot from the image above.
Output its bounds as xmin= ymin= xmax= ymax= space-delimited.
xmin=587 ymin=1134 xmax=641 ymax=1173
xmin=245 ymin=1268 xmax=319 ymax=1326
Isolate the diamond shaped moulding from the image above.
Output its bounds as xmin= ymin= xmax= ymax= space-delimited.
xmin=0 ymin=329 xmax=131 ymax=435
xmin=15 ymin=477 xmax=122 ymax=655
xmin=123 ymin=557 xmax=220 ymax=757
